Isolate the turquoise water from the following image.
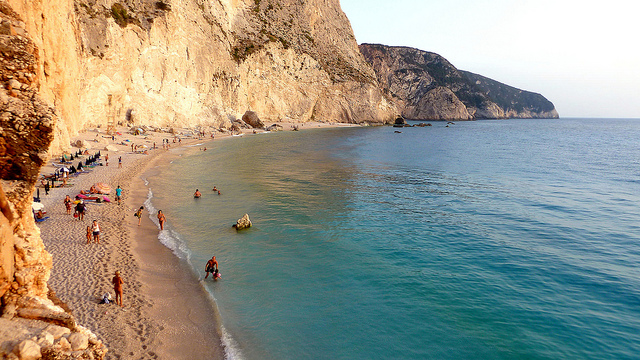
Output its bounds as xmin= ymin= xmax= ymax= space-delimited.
xmin=144 ymin=119 xmax=640 ymax=359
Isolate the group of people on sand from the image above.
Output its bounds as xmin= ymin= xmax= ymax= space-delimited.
xmin=86 ymin=220 xmax=101 ymax=244
xmin=133 ymin=205 xmax=167 ymax=230
xmin=63 ymin=195 xmax=87 ymax=221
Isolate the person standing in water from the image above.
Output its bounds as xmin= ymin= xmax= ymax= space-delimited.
xmin=194 ymin=189 xmax=202 ymax=198
xmin=157 ymin=210 xmax=166 ymax=230
xmin=204 ymin=256 xmax=218 ymax=279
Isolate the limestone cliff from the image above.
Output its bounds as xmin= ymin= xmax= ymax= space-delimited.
xmin=1 ymin=3 xmax=106 ymax=358
xmin=359 ymin=43 xmax=559 ymax=120
xmin=7 ymin=0 xmax=396 ymax=154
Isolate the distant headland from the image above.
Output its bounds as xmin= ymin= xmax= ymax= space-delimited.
xmin=360 ymin=43 xmax=559 ymax=120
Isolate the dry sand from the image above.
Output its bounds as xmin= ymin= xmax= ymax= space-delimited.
xmin=35 ymin=121 xmax=355 ymax=359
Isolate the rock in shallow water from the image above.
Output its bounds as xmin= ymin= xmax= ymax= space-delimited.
xmin=233 ymin=214 xmax=252 ymax=230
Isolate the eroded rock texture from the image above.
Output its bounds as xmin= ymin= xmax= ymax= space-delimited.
xmin=360 ymin=43 xmax=559 ymax=120
xmin=0 ymin=3 xmax=107 ymax=358
xmin=7 ymin=0 xmax=397 ymax=154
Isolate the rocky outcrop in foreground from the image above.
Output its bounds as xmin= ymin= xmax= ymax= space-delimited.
xmin=0 ymin=3 xmax=106 ymax=358
xmin=359 ymin=43 xmax=559 ymax=120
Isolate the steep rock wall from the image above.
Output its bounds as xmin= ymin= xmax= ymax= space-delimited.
xmin=0 ymin=3 xmax=107 ymax=357
xmin=360 ymin=43 xmax=559 ymax=120
xmin=7 ymin=0 xmax=396 ymax=154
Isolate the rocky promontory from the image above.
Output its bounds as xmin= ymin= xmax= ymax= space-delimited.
xmin=359 ymin=43 xmax=559 ymax=120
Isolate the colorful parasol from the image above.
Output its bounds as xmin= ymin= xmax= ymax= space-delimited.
xmin=93 ymin=182 xmax=111 ymax=194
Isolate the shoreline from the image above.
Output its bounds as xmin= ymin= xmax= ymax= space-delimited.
xmin=36 ymin=121 xmax=355 ymax=358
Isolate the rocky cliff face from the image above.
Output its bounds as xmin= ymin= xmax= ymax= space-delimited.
xmin=0 ymin=3 xmax=106 ymax=358
xmin=359 ymin=43 xmax=559 ymax=120
xmin=7 ymin=0 xmax=396 ymax=154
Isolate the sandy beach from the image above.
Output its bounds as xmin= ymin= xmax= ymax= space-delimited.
xmin=34 ymin=121 xmax=354 ymax=359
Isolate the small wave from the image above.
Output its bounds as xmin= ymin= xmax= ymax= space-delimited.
xmin=144 ymin=183 xmax=241 ymax=360
xmin=158 ymin=229 xmax=191 ymax=260
xmin=144 ymin=188 xmax=191 ymax=260
xmin=221 ymin=325 xmax=243 ymax=360
xmin=198 ymin=282 xmax=244 ymax=360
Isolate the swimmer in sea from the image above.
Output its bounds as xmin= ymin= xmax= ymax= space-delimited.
xmin=204 ymin=256 xmax=218 ymax=279
xmin=194 ymin=189 xmax=202 ymax=198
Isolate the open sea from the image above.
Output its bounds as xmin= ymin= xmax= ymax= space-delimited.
xmin=142 ymin=118 xmax=640 ymax=360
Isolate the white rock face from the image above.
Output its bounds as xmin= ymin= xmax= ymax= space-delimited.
xmin=8 ymin=0 xmax=398 ymax=153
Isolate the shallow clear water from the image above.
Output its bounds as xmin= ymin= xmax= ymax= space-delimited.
xmin=145 ymin=118 xmax=640 ymax=360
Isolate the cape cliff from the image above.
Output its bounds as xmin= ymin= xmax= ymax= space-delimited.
xmin=7 ymin=0 xmax=397 ymax=153
xmin=359 ymin=43 xmax=559 ymax=120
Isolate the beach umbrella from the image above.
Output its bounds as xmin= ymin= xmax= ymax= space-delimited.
xmin=31 ymin=202 xmax=44 ymax=211
xmin=62 ymin=167 xmax=69 ymax=172
xmin=93 ymin=182 xmax=111 ymax=194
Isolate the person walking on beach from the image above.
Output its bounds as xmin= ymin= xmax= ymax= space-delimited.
xmin=62 ymin=169 xmax=68 ymax=187
xmin=157 ymin=210 xmax=166 ymax=230
xmin=86 ymin=226 xmax=92 ymax=244
xmin=64 ymin=195 xmax=72 ymax=215
xmin=115 ymin=185 xmax=122 ymax=205
xmin=204 ymin=256 xmax=218 ymax=279
xmin=92 ymin=220 xmax=101 ymax=244
xmin=112 ymin=271 xmax=124 ymax=307
xmin=105 ymin=154 xmax=109 ymax=166
xmin=75 ymin=200 xmax=86 ymax=221
xmin=134 ymin=206 xmax=143 ymax=226
xmin=118 ymin=156 xmax=122 ymax=168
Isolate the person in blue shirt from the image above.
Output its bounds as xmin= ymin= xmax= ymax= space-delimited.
xmin=115 ymin=185 xmax=122 ymax=205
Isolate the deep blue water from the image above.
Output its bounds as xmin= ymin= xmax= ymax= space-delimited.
xmin=144 ymin=118 xmax=640 ymax=359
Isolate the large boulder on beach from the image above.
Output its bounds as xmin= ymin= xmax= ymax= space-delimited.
xmin=242 ymin=111 xmax=265 ymax=129
xmin=233 ymin=214 xmax=252 ymax=230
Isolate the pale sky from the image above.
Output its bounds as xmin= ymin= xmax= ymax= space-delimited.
xmin=340 ymin=0 xmax=640 ymax=118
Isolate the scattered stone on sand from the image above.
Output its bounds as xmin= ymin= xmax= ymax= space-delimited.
xmin=266 ymin=124 xmax=283 ymax=132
